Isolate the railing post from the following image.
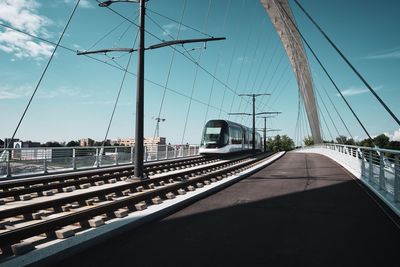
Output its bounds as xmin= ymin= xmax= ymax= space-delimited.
xmin=144 ymin=146 xmax=148 ymax=162
xmin=130 ymin=146 xmax=134 ymax=164
xmin=379 ymin=153 xmax=385 ymax=190
xmin=115 ymin=147 xmax=119 ymax=165
xmin=368 ymin=150 xmax=373 ymax=182
xmin=394 ymin=155 xmax=399 ymax=202
xmin=96 ymin=148 xmax=100 ymax=168
xmin=43 ymin=149 xmax=48 ymax=174
xmin=72 ymin=148 xmax=77 ymax=170
xmin=6 ymin=150 xmax=11 ymax=178
xmin=361 ymin=149 xmax=365 ymax=178
xmin=165 ymin=145 xmax=168 ymax=159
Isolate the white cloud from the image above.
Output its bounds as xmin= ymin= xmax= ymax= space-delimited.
xmin=338 ymin=85 xmax=382 ymax=97
xmin=0 ymin=85 xmax=32 ymax=99
xmin=0 ymin=0 xmax=53 ymax=60
xmin=0 ymin=84 xmax=90 ymax=100
xmin=393 ymin=129 xmax=400 ymax=141
xmin=363 ymin=47 xmax=400 ymax=60
xmin=162 ymin=23 xmax=187 ymax=37
xmin=63 ymin=0 xmax=93 ymax=9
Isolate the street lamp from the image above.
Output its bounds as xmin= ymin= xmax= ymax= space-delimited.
xmin=78 ymin=0 xmax=225 ymax=180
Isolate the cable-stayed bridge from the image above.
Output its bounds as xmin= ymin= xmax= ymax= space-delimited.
xmin=0 ymin=0 xmax=399 ymax=266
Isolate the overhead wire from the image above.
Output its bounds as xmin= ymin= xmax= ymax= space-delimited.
xmin=101 ymin=28 xmax=139 ymax=148
xmin=181 ymin=0 xmax=213 ymax=145
xmin=0 ymin=16 xmax=228 ymax=117
xmin=6 ymin=0 xmax=81 ymax=149
xmin=203 ymin=0 xmax=232 ymax=125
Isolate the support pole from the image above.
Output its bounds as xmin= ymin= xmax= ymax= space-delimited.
xmin=134 ymin=0 xmax=145 ymax=179
xmin=252 ymin=94 xmax=256 ymax=152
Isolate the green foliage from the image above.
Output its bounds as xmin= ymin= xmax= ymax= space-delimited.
xmin=267 ymin=134 xmax=295 ymax=152
xmin=41 ymin=141 xmax=63 ymax=147
xmin=66 ymin=140 xmax=79 ymax=147
xmin=303 ymin=136 xmax=314 ymax=146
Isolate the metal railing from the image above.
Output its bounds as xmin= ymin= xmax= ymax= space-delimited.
xmin=0 ymin=144 xmax=199 ymax=178
xmin=296 ymin=143 xmax=400 ymax=215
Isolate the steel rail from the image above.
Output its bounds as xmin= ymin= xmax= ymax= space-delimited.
xmin=0 ymin=157 xmax=210 ymax=199
xmin=0 ymin=153 xmax=273 ymax=250
xmin=0 ymin=154 xmax=255 ymax=220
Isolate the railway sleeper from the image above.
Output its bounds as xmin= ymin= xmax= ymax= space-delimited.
xmin=134 ymin=202 xmax=147 ymax=211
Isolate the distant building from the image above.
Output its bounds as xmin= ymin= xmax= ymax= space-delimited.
xmin=79 ymin=138 xmax=95 ymax=147
xmin=116 ymin=138 xmax=135 ymax=146
xmin=115 ymin=137 xmax=166 ymax=147
xmin=4 ymin=138 xmax=19 ymax=149
xmin=11 ymin=140 xmax=50 ymax=160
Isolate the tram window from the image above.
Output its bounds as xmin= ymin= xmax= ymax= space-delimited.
xmin=230 ymin=127 xmax=243 ymax=144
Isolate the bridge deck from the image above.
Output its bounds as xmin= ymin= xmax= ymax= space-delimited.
xmin=58 ymin=152 xmax=399 ymax=267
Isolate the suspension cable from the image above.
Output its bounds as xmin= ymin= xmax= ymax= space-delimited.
xmin=0 ymin=19 xmax=228 ymax=117
xmin=181 ymin=0 xmax=213 ymax=144
xmin=315 ymin=84 xmax=342 ymax=142
xmin=273 ymin=0 xmax=374 ymax=143
xmin=6 ymin=0 xmax=81 ymax=148
xmin=151 ymin=0 xmax=187 ymax=141
xmin=146 ymin=8 xmax=213 ymax=38
xmin=294 ymin=0 xmax=400 ymax=127
xmin=101 ymin=30 xmax=139 ymax=147
xmin=312 ymin=69 xmax=354 ymax=141
xmin=204 ymin=0 xmax=232 ymax=124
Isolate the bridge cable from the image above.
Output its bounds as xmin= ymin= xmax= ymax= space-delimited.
xmin=219 ymin=34 xmax=239 ymax=118
xmin=294 ymin=0 xmax=400 ymax=127
xmin=273 ymin=0 xmax=374 ymax=144
xmin=86 ymin=20 xmax=127 ymax=52
xmin=312 ymin=69 xmax=354 ymax=142
xmin=151 ymin=0 xmax=187 ymax=140
xmin=146 ymin=8 xmax=213 ymax=38
xmin=314 ymin=84 xmax=343 ymax=142
xmin=6 ymin=0 xmax=81 ymax=149
xmin=0 ymin=22 xmax=228 ymax=116
xmin=316 ymin=98 xmax=334 ymax=142
xmin=101 ymin=29 xmax=139 ymax=148
xmin=203 ymin=0 xmax=232 ymax=125
xmin=236 ymin=19 xmax=267 ymax=121
xmin=227 ymin=7 xmax=254 ymax=121
xmin=95 ymin=0 xmax=254 ymax=110
xmin=181 ymin=0 xmax=213 ymax=145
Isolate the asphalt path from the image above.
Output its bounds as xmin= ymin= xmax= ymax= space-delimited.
xmin=53 ymin=152 xmax=400 ymax=267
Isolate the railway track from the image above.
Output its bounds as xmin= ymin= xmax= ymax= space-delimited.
xmin=0 ymin=152 xmax=274 ymax=259
xmin=0 ymin=155 xmax=215 ymax=202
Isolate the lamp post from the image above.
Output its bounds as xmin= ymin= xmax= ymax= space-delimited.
xmin=78 ymin=0 xmax=225 ymax=179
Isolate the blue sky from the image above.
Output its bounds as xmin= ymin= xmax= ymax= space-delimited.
xmin=0 ymin=0 xmax=399 ymax=145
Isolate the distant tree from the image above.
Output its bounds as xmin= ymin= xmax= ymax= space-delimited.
xmin=280 ymin=135 xmax=295 ymax=151
xmin=303 ymin=136 xmax=314 ymax=146
xmin=336 ymin=135 xmax=347 ymax=144
xmin=66 ymin=140 xmax=79 ymax=147
xmin=373 ymin=134 xmax=389 ymax=148
xmin=42 ymin=141 xmax=63 ymax=147
xmin=267 ymin=135 xmax=295 ymax=152
xmin=387 ymin=141 xmax=400 ymax=151
xmin=357 ymin=138 xmax=374 ymax=148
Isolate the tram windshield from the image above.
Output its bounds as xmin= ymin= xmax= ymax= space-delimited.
xmin=201 ymin=120 xmax=229 ymax=148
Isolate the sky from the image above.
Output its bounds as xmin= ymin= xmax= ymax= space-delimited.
xmin=0 ymin=0 xmax=399 ymax=145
